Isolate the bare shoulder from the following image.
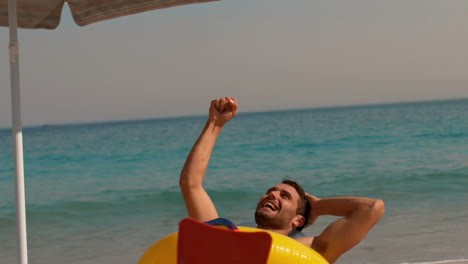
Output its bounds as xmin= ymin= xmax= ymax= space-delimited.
xmin=296 ymin=236 xmax=315 ymax=247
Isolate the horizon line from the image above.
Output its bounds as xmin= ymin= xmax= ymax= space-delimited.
xmin=0 ymin=96 xmax=467 ymax=131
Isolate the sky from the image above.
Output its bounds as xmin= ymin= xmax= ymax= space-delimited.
xmin=1 ymin=0 xmax=468 ymax=127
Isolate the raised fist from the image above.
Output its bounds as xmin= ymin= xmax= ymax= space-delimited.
xmin=208 ymin=97 xmax=238 ymax=127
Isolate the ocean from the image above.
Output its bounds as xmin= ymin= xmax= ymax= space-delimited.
xmin=1 ymin=98 xmax=467 ymax=264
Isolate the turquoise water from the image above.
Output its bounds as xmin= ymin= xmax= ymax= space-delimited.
xmin=1 ymin=99 xmax=467 ymax=264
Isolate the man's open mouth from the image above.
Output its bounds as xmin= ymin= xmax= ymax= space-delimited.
xmin=262 ymin=201 xmax=279 ymax=211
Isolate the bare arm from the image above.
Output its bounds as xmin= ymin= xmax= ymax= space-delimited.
xmin=179 ymin=97 xmax=238 ymax=222
xmin=304 ymin=195 xmax=385 ymax=264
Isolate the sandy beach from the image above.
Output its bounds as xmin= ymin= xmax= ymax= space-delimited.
xmin=401 ymin=260 xmax=468 ymax=264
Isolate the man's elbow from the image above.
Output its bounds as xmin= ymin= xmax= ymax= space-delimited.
xmin=371 ymin=199 xmax=385 ymax=220
xmin=179 ymin=179 xmax=192 ymax=189
xmin=179 ymin=178 xmax=202 ymax=190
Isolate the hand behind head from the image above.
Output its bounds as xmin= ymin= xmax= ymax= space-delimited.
xmin=304 ymin=193 xmax=320 ymax=228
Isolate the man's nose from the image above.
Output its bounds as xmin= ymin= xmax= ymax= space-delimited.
xmin=268 ymin=190 xmax=280 ymax=199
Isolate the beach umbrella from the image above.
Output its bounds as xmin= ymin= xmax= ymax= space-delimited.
xmin=0 ymin=0 xmax=218 ymax=263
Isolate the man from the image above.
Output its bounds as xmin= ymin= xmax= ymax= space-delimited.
xmin=179 ymin=97 xmax=385 ymax=264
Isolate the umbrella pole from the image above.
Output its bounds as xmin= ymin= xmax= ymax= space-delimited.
xmin=8 ymin=0 xmax=29 ymax=264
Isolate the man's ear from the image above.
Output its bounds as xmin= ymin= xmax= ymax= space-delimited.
xmin=293 ymin=215 xmax=306 ymax=229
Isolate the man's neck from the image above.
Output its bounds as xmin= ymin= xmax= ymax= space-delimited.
xmin=256 ymin=225 xmax=291 ymax=236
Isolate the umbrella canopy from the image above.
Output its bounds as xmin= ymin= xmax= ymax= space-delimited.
xmin=0 ymin=0 xmax=217 ymax=29
xmin=1 ymin=1 xmax=218 ymax=264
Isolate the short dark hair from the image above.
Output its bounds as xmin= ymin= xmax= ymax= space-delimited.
xmin=282 ymin=179 xmax=310 ymax=231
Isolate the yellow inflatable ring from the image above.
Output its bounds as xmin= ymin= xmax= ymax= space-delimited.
xmin=139 ymin=218 xmax=329 ymax=264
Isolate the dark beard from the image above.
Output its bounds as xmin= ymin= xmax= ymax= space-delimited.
xmin=254 ymin=210 xmax=288 ymax=229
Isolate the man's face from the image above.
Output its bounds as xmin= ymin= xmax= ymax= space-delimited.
xmin=255 ymin=183 xmax=301 ymax=230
